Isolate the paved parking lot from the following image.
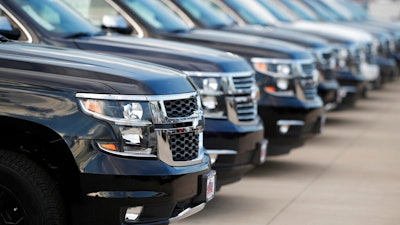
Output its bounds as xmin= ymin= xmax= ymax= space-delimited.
xmin=176 ymin=80 xmax=400 ymax=225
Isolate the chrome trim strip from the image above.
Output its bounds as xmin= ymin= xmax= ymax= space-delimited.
xmin=169 ymin=203 xmax=206 ymax=223
xmin=76 ymin=92 xmax=199 ymax=101
xmin=277 ymin=120 xmax=305 ymax=126
xmin=251 ymin=57 xmax=315 ymax=65
xmin=206 ymin=150 xmax=237 ymax=155
xmin=183 ymin=71 xmax=254 ymax=78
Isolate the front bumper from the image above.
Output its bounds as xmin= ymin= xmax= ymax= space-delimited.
xmin=204 ymin=118 xmax=266 ymax=189
xmin=333 ymin=70 xmax=368 ymax=109
xmin=70 ymin=150 xmax=213 ymax=225
xmin=258 ymin=95 xmax=325 ymax=156
xmin=374 ymin=56 xmax=398 ymax=84
xmin=318 ymin=79 xmax=341 ymax=111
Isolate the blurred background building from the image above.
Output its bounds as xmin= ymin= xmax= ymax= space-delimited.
xmin=363 ymin=0 xmax=400 ymax=21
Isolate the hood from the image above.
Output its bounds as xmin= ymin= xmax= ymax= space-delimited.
xmin=0 ymin=42 xmax=195 ymax=95
xmin=224 ymin=25 xmax=331 ymax=49
xmin=286 ymin=21 xmax=374 ymax=44
xmin=167 ymin=29 xmax=314 ymax=60
xmin=75 ymin=35 xmax=252 ymax=73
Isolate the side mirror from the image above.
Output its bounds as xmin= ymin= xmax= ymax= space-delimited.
xmin=0 ymin=16 xmax=20 ymax=40
xmin=101 ymin=15 xmax=132 ymax=34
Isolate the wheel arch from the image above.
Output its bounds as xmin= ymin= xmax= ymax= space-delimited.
xmin=0 ymin=116 xmax=82 ymax=204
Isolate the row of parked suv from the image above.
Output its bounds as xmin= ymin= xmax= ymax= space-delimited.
xmin=0 ymin=0 xmax=398 ymax=224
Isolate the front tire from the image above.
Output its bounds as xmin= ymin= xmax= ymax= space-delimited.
xmin=0 ymin=150 xmax=67 ymax=225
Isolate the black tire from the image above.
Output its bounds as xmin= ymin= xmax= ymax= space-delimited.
xmin=0 ymin=150 xmax=67 ymax=225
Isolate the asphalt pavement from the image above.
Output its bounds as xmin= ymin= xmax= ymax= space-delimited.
xmin=175 ymin=79 xmax=400 ymax=225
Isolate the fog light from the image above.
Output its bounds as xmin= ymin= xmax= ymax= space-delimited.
xmin=277 ymin=79 xmax=289 ymax=90
xmin=279 ymin=125 xmax=290 ymax=134
xmin=125 ymin=206 xmax=143 ymax=222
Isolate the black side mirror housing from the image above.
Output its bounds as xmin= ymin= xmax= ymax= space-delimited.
xmin=101 ymin=14 xmax=132 ymax=34
xmin=0 ymin=16 xmax=20 ymax=40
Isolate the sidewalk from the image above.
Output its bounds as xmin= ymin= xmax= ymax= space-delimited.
xmin=175 ymin=81 xmax=400 ymax=225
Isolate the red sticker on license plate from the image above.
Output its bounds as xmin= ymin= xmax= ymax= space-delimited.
xmin=206 ymin=170 xmax=216 ymax=201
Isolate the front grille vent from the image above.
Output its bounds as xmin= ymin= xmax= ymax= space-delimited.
xmin=236 ymin=100 xmax=257 ymax=122
xmin=164 ymin=97 xmax=198 ymax=118
xmin=232 ymin=75 xmax=254 ymax=90
xmin=169 ymin=131 xmax=199 ymax=161
xmin=303 ymin=85 xmax=318 ymax=100
xmin=301 ymin=63 xmax=314 ymax=76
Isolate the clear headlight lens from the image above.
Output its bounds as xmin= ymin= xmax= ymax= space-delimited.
xmin=186 ymin=74 xmax=226 ymax=118
xmin=333 ymin=47 xmax=350 ymax=69
xmin=336 ymin=48 xmax=349 ymax=60
xmin=78 ymin=97 xmax=157 ymax=157
xmin=251 ymin=58 xmax=295 ymax=96
xmin=253 ymin=61 xmax=292 ymax=77
xmin=277 ymin=64 xmax=291 ymax=76
xmin=203 ymin=78 xmax=219 ymax=92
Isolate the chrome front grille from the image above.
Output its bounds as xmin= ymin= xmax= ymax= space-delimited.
xmin=235 ymin=100 xmax=257 ymax=122
xmin=225 ymin=72 xmax=259 ymax=124
xmin=301 ymin=63 xmax=314 ymax=76
xmin=153 ymin=92 xmax=204 ymax=167
xmin=298 ymin=62 xmax=318 ymax=100
xmin=302 ymin=81 xmax=318 ymax=100
xmin=232 ymin=74 xmax=254 ymax=90
xmin=169 ymin=131 xmax=199 ymax=161
xmin=164 ymin=96 xmax=198 ymax=117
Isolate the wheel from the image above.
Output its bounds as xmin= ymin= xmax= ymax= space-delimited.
xmin=0 ymin=150 xmax=67 ymax=225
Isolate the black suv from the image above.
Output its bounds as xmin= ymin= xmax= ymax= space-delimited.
xmin=0 ymin=0 xmax=267 ymax=190
xmin=62 ymin=0 xmax=325 ymax=155
xmin=209 ymin=0 xmax=372 ymax=108
xmin=164 ymin=0 xmax=341 ymax=111
xmin=0 ymin=37 xmax=214 ymax=225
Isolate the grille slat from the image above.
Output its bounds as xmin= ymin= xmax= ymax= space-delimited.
xmin=299 ymin=62 xmax=318 ymax=100
xmin=229 ymin=73 xmax=258 ymax=123
xmin=169 ymin=132 xmax=199 ymax=161
xmin=164 ymin=97 xmax=198 ymax=118
xmin=236 ymin=101 xmax=257 ymax=121
xmin=232 ymin=76 xmax=255 ymax=90
xmin=301 ymin=64 xmax=314 ymax=76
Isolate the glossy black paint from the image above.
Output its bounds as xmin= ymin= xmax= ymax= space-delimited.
xmin=209 ymin=0 xmax=375 ymax=106
xmin=103 ymin=0 xmax=325 ymax=155
xmin=167 ymin=0 xmax=340 ymax=108
xmin=0 ymin=0 xmax=267 ymax=189
xmin=0 ymin=41 xmax=210 ymax=225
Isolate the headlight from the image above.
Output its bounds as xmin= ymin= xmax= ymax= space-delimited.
xmin=372 ymin=38 xmax=380 ymax=55
xmin=333 ymin=47 xmax=350 ymax=69
xmin=203 ymin=77 xmax=219 ymax=92
xmin=185 ymin=73 xmax=226 ymax=118
xmin=336 ymin=48 xmax=349 ymax=60
xmin=252 ymin=60 xmax=292 ymax=78
xmin=77 ymin=96 xmax=157 ymax=157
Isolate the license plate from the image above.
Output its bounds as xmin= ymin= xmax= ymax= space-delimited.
xmin=206 ymin=170 xmax=216 ymax=202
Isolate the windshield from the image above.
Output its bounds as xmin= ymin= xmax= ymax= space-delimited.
xmin=314 ymin=0 xmax=350 ymax=21
xmin=120 ymin=0 xmax=192 ymax=32
xmin=279 ymin=0 xmax=320 ymax=22
xmin=175 ymin=0 xmax=236 ymax=28
xmin=223 ymin=0 xmax=277 ymax=26
xmin=11 ymin=0 xmax=101 ymax=37
xmin=302 ymin=0 xmax=339 ymax=21
xmin=255 ymin=0 xmax=297 ymax=22
xmin=336 ymin=0 xmax=369 ymax=20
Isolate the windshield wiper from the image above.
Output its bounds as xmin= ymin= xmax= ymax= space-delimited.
xmin=169 ymin=28 xmax=189 ymax=33
xmin=212 ymin=23 xmax=230 ymax=29
xmin=64 ymin=32 xmax=93 ymax=39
